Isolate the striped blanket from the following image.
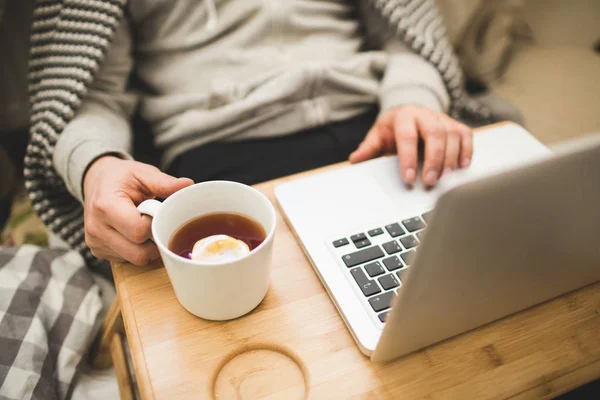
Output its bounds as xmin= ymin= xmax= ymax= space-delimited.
xmin=0 ymin=246 xmax=102 ymax=400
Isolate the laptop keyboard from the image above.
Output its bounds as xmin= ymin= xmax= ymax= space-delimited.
xmin=332 ymin=211 xmax=431 ymax=324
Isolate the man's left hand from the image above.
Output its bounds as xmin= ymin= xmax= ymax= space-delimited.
xmin=349 ymin=105 xmax=473 ymax=186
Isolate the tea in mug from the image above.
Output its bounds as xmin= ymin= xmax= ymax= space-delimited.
xmin=169 ymin=212 xmax=266 ymax=261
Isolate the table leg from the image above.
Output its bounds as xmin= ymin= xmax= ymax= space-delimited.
xmin=110 ymin=333 xmax=135 ymax=400
xmin=91 ymin=298 xmax=124 ymax=369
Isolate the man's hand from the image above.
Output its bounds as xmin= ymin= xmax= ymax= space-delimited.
xmin=83 ymin=156 xmax=194 ymax=265
xmin=349 ymin=105 xmax=473 ymax=186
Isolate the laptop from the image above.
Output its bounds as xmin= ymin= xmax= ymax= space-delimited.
xmin=274 ymin=123 xmax=600 ymax=362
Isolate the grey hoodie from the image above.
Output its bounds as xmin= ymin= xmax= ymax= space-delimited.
xmin=53 ymin=0 xmax=449 ymax=202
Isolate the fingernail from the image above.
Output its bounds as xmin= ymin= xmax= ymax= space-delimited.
xmin=405 ymin=168 xmax=416 ymax=183
xmin=462 ymin=158 xmax=471 ymax=168
xmin=442 ymin=167 xmax=452 ymax=177
xmin=178 ymin=177 xmax=194 ymax=185
xmin=425 ymin=170 xmax=438 ymax=185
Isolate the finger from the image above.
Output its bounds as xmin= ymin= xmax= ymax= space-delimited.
xmin=85 ymin=225 xmax=126 ymax=263
xmin=441 ymin=118 xmax=461 ymax=175
xmin=103 ymin=195 xmax=153 ymax=244
xmin=101 ymin=241 xmax=160 ymax=265
xmin=456 ymin=122 xmax=473 ymax=168
xmin=104 ymin=228 xmax=161 ymax=266
xmin=393 ymin=112 xmax=419 ymax=184
xmin=441 ymin=115 xmax=473 ymax=170
xmin=134 ymin=164 xmax=194 ymax=199
xmin=349 ymin=126 xmax=385 ymax=163
xmin=416 ymin=114 xmax=447 ymax=186
xmin=89 ymin=247 xmax=126 ymax=264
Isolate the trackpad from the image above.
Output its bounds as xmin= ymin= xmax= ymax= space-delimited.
xmin=275 ymin=165 xmax=401 ymax=235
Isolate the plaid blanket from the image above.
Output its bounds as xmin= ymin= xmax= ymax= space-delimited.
xmin=0 ymin=246 xmax=103 ymax=400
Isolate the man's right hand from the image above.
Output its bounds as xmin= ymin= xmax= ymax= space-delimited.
xmin=83 ymin=156 xmax=194 ymax=265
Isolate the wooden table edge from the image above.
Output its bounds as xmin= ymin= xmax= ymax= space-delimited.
xmin=510 ymin=358 xmax=600 ymax=399
xmin=112 ymin=262 xmax=157 ymax=400
xmin=110 ymin=119 xmax=519 ymax=399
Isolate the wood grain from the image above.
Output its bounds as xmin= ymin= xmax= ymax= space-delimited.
xmin=90 ymin=298 xmax=123 ymax=369
xmin=112 ymin=123 xmax=600 ymax=399
xmin=210 ymin=343 xmax=309 ymax=399
xmin=110 ymin=333 xmax=135 ymax=400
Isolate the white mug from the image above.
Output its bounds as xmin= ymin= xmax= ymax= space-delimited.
xmin=137 ymin=181 xmax=276 ymax=321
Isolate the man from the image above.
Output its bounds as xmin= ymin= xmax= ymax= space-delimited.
xmin=27 ymin=0 xmax=480 ymax=267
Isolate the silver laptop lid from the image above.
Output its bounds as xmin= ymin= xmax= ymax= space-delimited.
xmin=373 ymin=133 xmax=600 ymax=362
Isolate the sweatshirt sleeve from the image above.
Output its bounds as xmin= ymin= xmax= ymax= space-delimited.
xmin=379 ymin=39 xmax=450 ymax=114
xmin=53 ymin=16 xmax=137 ymax=203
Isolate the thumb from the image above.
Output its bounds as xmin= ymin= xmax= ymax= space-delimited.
xmin=349 ymin=126 xmax=384 ymax=163
xmin=134 ymin=164 xmax=194 ymax=199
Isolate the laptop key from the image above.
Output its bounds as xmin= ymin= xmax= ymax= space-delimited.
xmin=378 ymin=311 xmax=389 ymax=323
xmin=378 ymin=274 xmax=400 ymax=290
xmin=333 ymin=238 xmax=349 ymax=248
xmin=342 ymin=246 xmax=385 ymax=268
xmin=402 ymin=217 xmax=425 ymax=232
xmin=421 ymin=211 xmax=433 ymax=223
xmin=400 ymin=250 xmax=416 ymax=266
xmin=416 ymin=231 xmax=424 ymax=241
xmin=382 ymin=256 xmax=403 ymax=271
xmin=364 ymin=261 xmax=385 ymax=277
xmin=355 ymin=239 xmax=371 ymax=249
xmin=369 ymin=291 xmax=396 ymax=312
xmin=400 ymin=235 xmax=418 ymax=249
xmin=397 ymin=269 xmax=409 ymax=282
xmin=350 ymin=233 xmax=367 ymax=242
xmin=382 ymin=240 xmax=402 ymax=255
xmin=385 ymin=223 xmax=405 ymax=238
xmin=350 ymin=267 xmax=381 ymax=297
xmin=368 ymin=228 xmax=384 ymax=237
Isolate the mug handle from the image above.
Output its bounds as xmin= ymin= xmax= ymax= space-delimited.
xmin=138 ymin=199 xmax=162 ymax=242
xmin=138 ymin=199 xmax=162 ymax=217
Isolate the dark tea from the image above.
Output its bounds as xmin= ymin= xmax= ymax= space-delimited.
xmin=168 ymin=212 xmax=266 ymax=259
